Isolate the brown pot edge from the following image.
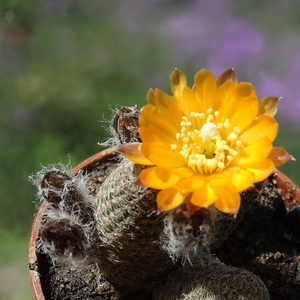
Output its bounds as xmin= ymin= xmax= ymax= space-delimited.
xmin=28 ymin=153 xmax=300 ymax=299
xmin=273 ymin=168 xmax=300 ymax=206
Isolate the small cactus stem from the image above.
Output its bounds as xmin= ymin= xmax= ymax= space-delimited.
xmin=153 ymin=257 xmax=270 ymax=300
xmin=113 ymin=106 xmax=141 ymax=144
xmin=93 ymin=159 xmax=174 ymax=294
xmin=34 ymin=168 xmax=98 ymax=264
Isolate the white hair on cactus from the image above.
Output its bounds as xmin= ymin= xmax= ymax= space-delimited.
xmin=30 ymin=164 xmax=98 ymax=266
xmin=29 ymin=162 xmax=73 ymax=205
xmin=160 ymin=209 xmax=212 ymax=264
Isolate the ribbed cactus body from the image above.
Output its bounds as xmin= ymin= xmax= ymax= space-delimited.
xmin=153 ymin=258 xmax=270 ymax=300
xmin=94 ymin=159 xmax=174 ymax=294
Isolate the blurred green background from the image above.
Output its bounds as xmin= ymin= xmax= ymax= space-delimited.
xmin=1 ymin=1 xmax=299 ymax=299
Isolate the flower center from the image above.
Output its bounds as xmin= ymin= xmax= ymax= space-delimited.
xmin=170 ymin=108 xmax=242 ymax=175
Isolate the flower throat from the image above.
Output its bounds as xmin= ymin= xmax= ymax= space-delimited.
xmin=170 ymin=108 xmax=242 ymax=175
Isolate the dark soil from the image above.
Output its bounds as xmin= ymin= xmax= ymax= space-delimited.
xmin=216 ymin=178 xmax=300 ymax=300
xmin=38 ymin=254 xmax=118 ymax=300
xmin=35 ymin=159 xmax=300 ymax=300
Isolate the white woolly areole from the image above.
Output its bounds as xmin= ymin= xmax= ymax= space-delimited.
xmin=29 ymin=164 xmax=96 ymax=266
xmin=160 ymin=211 xmax=211 ymax=265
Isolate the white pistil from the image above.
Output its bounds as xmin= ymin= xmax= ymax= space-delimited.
xmin=201 ymin=122 xmax=218 ymax=142
xmin=201 ymin=122 xmax=217 ymax=159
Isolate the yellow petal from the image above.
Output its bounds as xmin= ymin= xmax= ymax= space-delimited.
xmin=245 ymin=159 xmax=275 ymax=182
xmin=214 ymin=187 xmax=241 ymax=214
xmin=118 ymin=143 xmax=152 ymax=165
xmin=193 ymin=69 xmax=217 ymax=113
xmin=147 ymin=88 xmax=156 ymax=106
xmin=189 ymin=183 xmax=218 ymax=207
xmin=268 ymin=147 xmax=295 ymax=167
xmin=139 ymin=125 xmax=177 ymax=147
xmin=182 ymin=86 xmax=201 ymax=113
xmin=218 ymin=82 xmax=256 ymax=122
xmin=216 ymin=68 xmax=238 ymax=87
xmin=170 ymin=166 xmax=195 ymax=178
xmin=139 ymin=104 xmax=178 ymax=138
xmin=170 ymin=68 xmax=187 ymax=98
xmin=228 ymin=96 xmax=258 ymax=132
xmin=236 ymin=136 xmax=272 ymax=166
xmin=214 ymin=79 xmax=237 ymax=112
xmin=258 ymin=97 xmax=279 ymax=117
xmin=210 ymin=173 xmax=233 ymax=187
xmin=174 ymin=173 xmax=231 ymax=192
xmin=174 ymin=174 xmax=205 ymax=191
xmin=239 ymin=115 xmax=278 ymax=144
xmin=222 ymin=167 xmax=256 ymax=192
xmin=139 ymin=167 xmax=181 ymax=189
xmin=153 ymin=89 xmax=185 ymax=126
xmin=156 ymin=188 xmax=188 ymax=211
xmin=141 ymin=142 xmax=186 ymax=168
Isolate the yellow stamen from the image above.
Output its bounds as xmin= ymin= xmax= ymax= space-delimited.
xmin=172 ymin=109 xmax=242 ymax=175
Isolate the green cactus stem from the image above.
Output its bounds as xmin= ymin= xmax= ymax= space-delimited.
xmin=93 ymin=159 xmax=175 ymax=296
xmin=153 ymin=257 xmax=270 ymax=300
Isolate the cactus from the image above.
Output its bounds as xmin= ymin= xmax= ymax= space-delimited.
xmin=30 ymin=106 xmax=271 ymax=300
xmin=93 ymin=159 xmax=175 ymax=295
xmin=153 ymin=257 xmax=270 ymax=300
xmin=30 ymin=166 xmax=98 ymax=265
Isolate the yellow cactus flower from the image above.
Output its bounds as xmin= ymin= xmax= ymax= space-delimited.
xmin=119 ymin=68 xmax=292 ymax=214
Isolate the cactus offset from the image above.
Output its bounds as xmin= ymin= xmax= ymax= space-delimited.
xmin=153 ymin=257 xmax=270 ymax=300
xmin=31 ymin=167 xmax=98 ymax=265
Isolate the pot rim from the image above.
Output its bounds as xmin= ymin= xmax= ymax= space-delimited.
xmin=273 ymin=168 xmax=300 ymax=207
xmin=28 ymin=151 xmax=300 ymax=299
xmin=28 ymin=147 xmax=118 ymax=300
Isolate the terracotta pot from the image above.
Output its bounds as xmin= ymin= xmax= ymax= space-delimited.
xmin=28 ymin=152 xmax=300 ymax=299
xmin=273 ymin=169 xmax=300 ymax=207
xmin=28 ymin=147 xmax=117 ymax=300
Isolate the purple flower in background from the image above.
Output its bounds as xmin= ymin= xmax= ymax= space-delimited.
xmin=255 ymin=38 xmax=300 ymax=124
xmin=11 ymin=0 xmax=300 ymax=124
xmin=155 ymin=0 xmax=300 ymax=124
xmin=159 ymin=1 xmax=264 ymax=72
xmin=159 ymin=0 xmax=230 ymax=61
xmin=207 ymin=20 xmax=264 ymax=75
xmin=40 ymin=0 xmax=73 ymax=14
